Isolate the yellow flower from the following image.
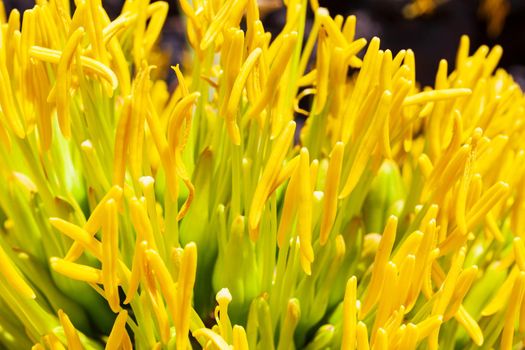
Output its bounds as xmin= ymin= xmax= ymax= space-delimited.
xmin=1 ymin=0 xmax=525 ymax=349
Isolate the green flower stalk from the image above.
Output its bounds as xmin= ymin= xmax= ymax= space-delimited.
xmin=1 ymin=0 xmax=525 ymax=349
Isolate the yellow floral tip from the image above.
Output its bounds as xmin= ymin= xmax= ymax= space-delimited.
xmin=0 ymin=245 xmax=36 ymax=299
xmin=233 ymin=325 xmax=249 ymax=350
xmin=320 ymin=141 xmax=345 ymax=245
xmin=105 ymin=310 xmax=128 ymax=350
xmin=175 ymin=242 xmax=198 ymax=350
xmin=372 ymin=327 xmax=387 ymax=350
xmin=49 ymin=218 xmax=102 ymax=259
xmin=501 ymin=271 xmax=525 ymax=350
xmin=226 ymin=47 xmax=263 ymax=145
xmin=318 ymin=11 xmax=350 ymax=49
xmin=50 ymin=257 xmax=103 ymax=284
xmin=360 ymin=215 xmax=397 ymax=318
xmin=192 ymin=328 xmax=230 ymax=350
xmin=57 ymin=309 xmax=83 ymax=349
xmin=249 ymin=121 xmax=296 ymax=240
xmin=456 ymin=306 xmax=483 ymax=346
xmin=30 ymin=44 xmax=119 ymax=87
xmin=276 ymin=298 xmax=301 ymax=350
xmin=356 ymin=321 xmax=370 ymax=350
xmin=247 ymin=32 xmax=298 ymax=121
xmin=339 ymin=90 xmax=393 ymax=199
xmin=402 ymin=88 xmax=472 ymax=106
xmin=43 ymin=334 xmax=66 ymax=350
xmin=168 ymin=92 xmax=200 ymax=151
xmin=276 ymin=159 xmax=300 ymax=248
xmin=448 ymin=267 xmax=478 ymax=319
xmin=415 ymin=315 xmax=443 ymax=343
xmin=101 ymin=199 xmax=120 ymax=313
xmin=54 ymin=26 xmax=85 ymax=139
xmin=342 ymin=276 xmax=357 ymax=350
xmin=297 ymin=148 xmax=314 ymax=267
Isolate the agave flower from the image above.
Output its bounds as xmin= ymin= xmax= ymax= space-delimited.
xmin=1 ymin=0 xmax=525 ymax=349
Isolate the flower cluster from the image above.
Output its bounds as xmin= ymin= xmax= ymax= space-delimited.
xmin=0 ymin=0 xmax=524 ymax=349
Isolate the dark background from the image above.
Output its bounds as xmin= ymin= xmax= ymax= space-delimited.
xmin=4 ymin=0 xmax=525 ymax=87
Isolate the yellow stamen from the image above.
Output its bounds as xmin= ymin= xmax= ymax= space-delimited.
xmin=372 ymin=328 xmax=388 ymax=350
xmin=432 ymin=247 xmax=466 ymax=316
xmin=416 ymin=315 xmax=442 ymax=343
xmin=396 ymin=323 xmax=417 ymax=349
xmin=444 ymin=266 xmax=478 ymax=320
xmin=501 ymin=271 xmax=525 ymax=350
xmin=357 ymin=321 xmax=370 ymax=350
xmin=200 ymin=0 xmax=239 ymax=50
xmin=318 ymin=12 xmax=348 ymax=48
xmin=342 ymin=276 xmax=357 ymax=350
xmin=105 ymin=310 xmax=128 ymax=350
xmin=50 ymin=258 xmax=103 ymax=284
xmin=314 ymin=27 xmax=329 ymax=114
xmin=175 ymin=243 xmax=198 ymax=350
xmin=297 ymin=148 xmax=314 ymax=271
xmin=65 ymin=186 xmax=123 ymax=261
xmin=232 ymin=325 xmax=249 ymax=350
xmin=276 ymin=159 xmax=299 ymax=248
xmin=192 ymin=328 xmax=230 ymax=349
xmin=30 ymin=46 xmax=118 ymax=90
xmin=168 ymin=92 xmax=201 ymax=151
xmin=43 ymin=334 xmax=66 ymax=350
xmin=101 ymin=199 xmax=120 ymax=313
xmin=340 ymin=90 xmax=392 ymax=198
xmin=373 ymin=261 xmax=398 ymax=333
xmin=249 ymin=121 xmax=296 ymax=240
xmin=247 ymin=32 xmax=298 ymax=121
xmin=57 ymin=309 xmax=83 ymax=349
xmin=360 ymin=216 xmax=397 ymax=317
xmin=124 ymin=236 xmax=144 ymax=305
xmin=54 ymin=26 xmax=85 ymax=138
xmin=143 ymin=247 xmax=175 ymax=308
xmin=320 ymin=142 xmax=345 ymax=245
xmin=454 ymin=306 xmax=483 ymax=345
xmin=395 ymin=254 xmax=415 ymax=308
xmin=225 ymin=48 xmax=263 ymax=144
xmin=113 ymin=97 xmax=132 ymax=187
xmin=406 ymin=220 xmax=436 ymax=309
xmin=50 ymin=218 xmax=103 ymax=259
xmin=392 ymin=231 xmax=422 ymax=265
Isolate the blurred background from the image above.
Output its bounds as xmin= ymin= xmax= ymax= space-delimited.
xmin=3 ymin=0 xmax=525 ymax=87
